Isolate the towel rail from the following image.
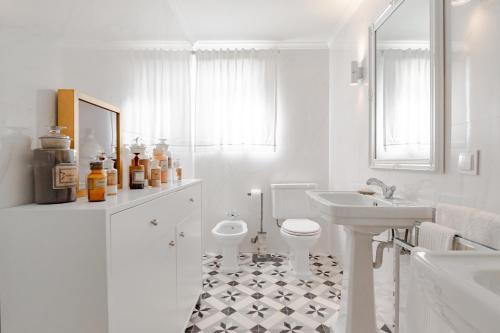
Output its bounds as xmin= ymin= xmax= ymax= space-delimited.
xmin=395 ymin=222 xmax=497 ymax=252
xmin=391 ymin=222 xmax=497 ymax=333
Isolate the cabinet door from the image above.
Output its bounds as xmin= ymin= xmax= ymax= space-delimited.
xmin=176 ymin=211 xmax=202 ymax=330
xmin=110 ymin=201 xmax=177 ymax=333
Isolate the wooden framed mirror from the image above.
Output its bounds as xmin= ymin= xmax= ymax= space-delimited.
xmin=57 ymin=89 xmax=122 ymax=196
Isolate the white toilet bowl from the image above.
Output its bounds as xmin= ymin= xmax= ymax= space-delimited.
xmin=280 ymin=218 xmax=321 ymax=279
xmin=212 ymin=220 xmax=248 ymax=272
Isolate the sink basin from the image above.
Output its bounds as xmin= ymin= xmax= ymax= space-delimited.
xmin=474 ymin=270 xmax=500 ymax=296
xmin=412 ymin=252 xmax=500 ymax=333
xmin=307 ymin=191 xmax=434 ymax=333
xmin=307 ymin=191 xmax=434 ymax=229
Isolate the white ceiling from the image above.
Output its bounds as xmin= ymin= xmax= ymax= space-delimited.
xmin=168 ymin=0 xmax=363 ymax=42
xmin=0 ymin=0 xmax=188 ymax=42
xmin=0 ymin=0 xmax=363 ymax=43
xmin=377 ymin=0 xmax=430 ymax=42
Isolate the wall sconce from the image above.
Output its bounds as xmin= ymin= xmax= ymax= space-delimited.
xmin=350 ymin=61 xmax=364 ymax=86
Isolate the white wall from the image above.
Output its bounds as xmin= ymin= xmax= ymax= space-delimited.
xmin=0 ymin=31 xmax=63 ymax=208
xmin=330 ymin=0 xmax=500 ymax=212
xmin=199 ymin=49 xmax=330 ymax=254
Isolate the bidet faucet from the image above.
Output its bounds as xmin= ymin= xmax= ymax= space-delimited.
xmin=226 ymin=211 xmax=240 ymax=219
xmin=366 ymin=178 xmax=396 ymax=199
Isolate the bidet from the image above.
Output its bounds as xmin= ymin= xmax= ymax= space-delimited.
xmin=212 ymin=219 xmax=248 ymax=272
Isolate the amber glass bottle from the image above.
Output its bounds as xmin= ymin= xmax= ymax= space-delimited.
xmin=87 ymin=161 xmax=107 ymax=202
xmin=129 ymin=153 xmax=145 ymax=189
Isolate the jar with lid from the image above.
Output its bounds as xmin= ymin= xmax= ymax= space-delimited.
xmin=129 ymin=153 xmax=145 ymax=189
xmin=130 ymin=137 xmax=150 ymax=187
xmin=87 ymin=161 xmax=107 ymax=202
xmin=33 ymin=126 xmax=77 ymax=204
xmin=153 ymin=138 xmax=169 ymax=183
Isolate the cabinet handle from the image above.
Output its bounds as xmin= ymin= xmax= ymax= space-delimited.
xmin=150 ymin=219 xmax=158 ymax=226
xmin=169 ymin=241 xmax=176 ymax=247
xmin=189 ymin=198 xmax=195 ymax=203
xmin=179 ymin=232 xmax=185 ymax=238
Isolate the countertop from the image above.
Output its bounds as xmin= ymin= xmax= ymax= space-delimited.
xmin=2 ymin=179 xmax=202 ymax=214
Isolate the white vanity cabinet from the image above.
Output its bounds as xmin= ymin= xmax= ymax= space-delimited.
xmin=0 ymin=180 xmax=202 ymax=333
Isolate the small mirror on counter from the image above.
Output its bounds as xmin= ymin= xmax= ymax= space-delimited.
xmin=79 ymin=102 xmax=118 ymax=189
xmin=369 ymin=0 xmax=444 ymax=171
xmin=57 ymin=90 xmax=121 ymax=196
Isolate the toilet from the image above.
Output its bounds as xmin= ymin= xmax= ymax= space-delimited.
xmin=212 ymin=220 xmax=248 ymax=272
xmin=271 ymin=183 xmax=321 ymax=279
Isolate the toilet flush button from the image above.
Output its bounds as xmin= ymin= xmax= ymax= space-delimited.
xmin=458 ymin=151 xmax=479 ymax=175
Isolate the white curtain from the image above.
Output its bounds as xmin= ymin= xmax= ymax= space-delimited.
xmin=122 ymin=49 xmax=193 ymax=149
xmin=194 ymin=50 xmax=278 ymax=151
xmin=376 ymin=48 xmax=431 ymax=159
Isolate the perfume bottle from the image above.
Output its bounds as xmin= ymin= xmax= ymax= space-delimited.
xmin=129 ymin=153 xmax=145 ymax=189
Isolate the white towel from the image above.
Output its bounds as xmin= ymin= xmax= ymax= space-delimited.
xmin=436 ymin=203 xmax=475 ymax=232
xmin=467 ymin=210 xmax=500 ymax=250
xmin=436 ymin=203 xmax=500 ymax=249
xmin=418 ymin=221 xmax=457 ymax=251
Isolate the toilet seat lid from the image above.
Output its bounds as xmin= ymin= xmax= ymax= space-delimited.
xmin=282 ymin=219 xmax=320 ymax=236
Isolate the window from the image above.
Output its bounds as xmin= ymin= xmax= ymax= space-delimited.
xmin=122 ymin=49 xmax=278 ymax=152
xmin=195 ymin=50 xmax=278 ymax=151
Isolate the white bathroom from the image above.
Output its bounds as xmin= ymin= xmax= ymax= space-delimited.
xmin=0 ymin=0 xmax=499 ymax=332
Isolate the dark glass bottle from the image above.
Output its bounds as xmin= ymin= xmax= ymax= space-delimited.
xmin=129 ymin=153 xmax=145 ymax=189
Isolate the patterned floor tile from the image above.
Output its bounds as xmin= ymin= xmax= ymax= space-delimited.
xmin=188 ymin=253 xmax=391 ymax=333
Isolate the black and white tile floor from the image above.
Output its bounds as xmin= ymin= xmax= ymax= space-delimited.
xmin=185 ymin=253 xmax=392 ymax=333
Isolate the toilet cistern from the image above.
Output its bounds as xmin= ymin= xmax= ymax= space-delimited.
xmin=366 ymin=178 xmax=396 ymax=199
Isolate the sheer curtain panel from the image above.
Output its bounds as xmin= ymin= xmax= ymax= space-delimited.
xmin=376 ymin=48 xmax=431 ymax=159
xmin=122 ymin=49 xmax=193 ymax=149
xmin=194 ymin=50 xmax=278 ymax=151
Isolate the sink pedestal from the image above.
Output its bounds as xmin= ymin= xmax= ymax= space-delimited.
xmin=334 ymin=226 xmax=382 ymax=333
xmin=306 ymin=190 xmax=434 ymax=333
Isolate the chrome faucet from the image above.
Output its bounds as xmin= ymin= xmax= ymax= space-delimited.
xmin=366 ymin=178 xmax=396 ymax=199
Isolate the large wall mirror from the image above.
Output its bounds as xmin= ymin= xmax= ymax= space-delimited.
xmin=369 ymin=0 xmax=444 ymax=171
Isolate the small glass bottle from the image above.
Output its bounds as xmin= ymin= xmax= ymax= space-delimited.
xmin=129 ymin=153 xmax=145 ymax=189
xmin=153 ymin=139 xmax=169 ymax=183
xmin=174 ymin=159 xmax=182 ymax=181
xmin=104 ymin=159 xmax=118 ymax=195
xmin=160 ymin=159 xmax=169 ymax=183
xmin=150 ymin=160 xmax=161 ymax=188
xmin=130 ymin=138 xmax=150 ymax=187
xmin=87 ymin=161 xmax=107 ymax=202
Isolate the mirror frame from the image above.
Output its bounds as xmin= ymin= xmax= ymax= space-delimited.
xmin=368 ymin=0 xmax=444 ymax=172
xmin=57 ymin=89 xmax=122 ymax=196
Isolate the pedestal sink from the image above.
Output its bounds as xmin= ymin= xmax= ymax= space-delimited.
xmin=307 ymin=191 xmax=434 ymax=333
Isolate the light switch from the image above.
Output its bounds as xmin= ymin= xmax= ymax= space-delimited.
xmin=458 ymin=151 xmax=479 ymax=175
